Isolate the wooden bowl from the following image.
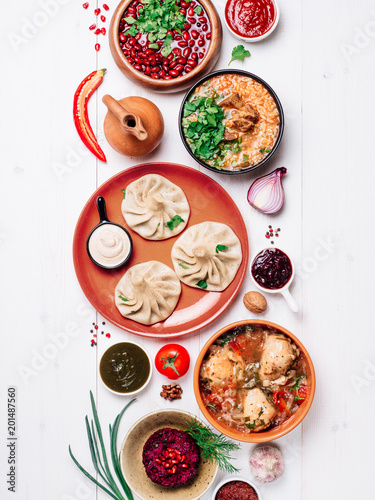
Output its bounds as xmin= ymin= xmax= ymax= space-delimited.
xmin=193 ymin=320 xmax=316 ymax=443
xmin=109 ymin=0 xmax=222 ymax=93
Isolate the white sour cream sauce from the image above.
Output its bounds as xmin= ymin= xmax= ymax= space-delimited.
xmin=89 ymin=224 xmax=131 ymax=267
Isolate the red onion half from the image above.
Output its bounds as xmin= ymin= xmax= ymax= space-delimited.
xmin=247 ymin=167 xmax=287 ymax=215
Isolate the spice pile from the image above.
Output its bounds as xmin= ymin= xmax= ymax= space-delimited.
xmin=265 ymin=224 xmax=281 ymax=245
xmin=83 ymin=2 xmax=110 ymax=52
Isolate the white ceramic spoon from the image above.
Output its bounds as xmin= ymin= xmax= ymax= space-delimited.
xmin=250 ymin=247 xmax=299 ymax=313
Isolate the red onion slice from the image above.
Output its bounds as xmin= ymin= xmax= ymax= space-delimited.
xmin=247 ymin=167 xmax=287 ymax=215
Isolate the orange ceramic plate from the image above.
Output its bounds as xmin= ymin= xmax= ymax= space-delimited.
xmin=73 ymin=163 xmax=249 ymax=338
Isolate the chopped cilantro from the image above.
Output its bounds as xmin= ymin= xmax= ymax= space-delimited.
xmin=197 ymin=279 xmax=208 ymax=290
xmin=118 ymin=295 xmax=129 ymax=302
xmin=260 ymin=147 xmax=271 ymax=153
xmin=179 ymin=262 xmax=189 ymax=269
xmin=216 ymin=244 xmax=229 ymax=253
xmin=121 ymin=189 xmax=126 ymax=199
xmin=194 ymin=5 xmax=202 ymax=15
xmin=166 ymin=215 xmax=184 ymax=230
xmin=243 ymin=154 xmax=249 ymax=163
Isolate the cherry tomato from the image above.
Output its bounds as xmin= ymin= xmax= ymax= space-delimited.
xmin=155 ymin=344 xmax=190 ymax=379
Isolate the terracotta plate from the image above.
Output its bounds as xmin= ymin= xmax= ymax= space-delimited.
xmin=73 ymin=163 xmax=249 ymax=338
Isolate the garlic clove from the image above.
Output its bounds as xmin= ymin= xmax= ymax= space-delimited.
xmin=247 ymin=167 xmax=287 ymax=215
xmin=249 ymin=445 xmax=284 ymax=483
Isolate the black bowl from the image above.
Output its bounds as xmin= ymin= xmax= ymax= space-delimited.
xmin=178 ymin=69 xmax=284 ymax=175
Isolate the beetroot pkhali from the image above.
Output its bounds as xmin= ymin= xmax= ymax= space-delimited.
xmin=142 ymin=427 xmax=200 ymax=487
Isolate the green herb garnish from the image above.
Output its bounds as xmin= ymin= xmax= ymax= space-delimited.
xmin=243 ymin=154 xmax=249 ymax=163
xmin=179 ymin=262 xmax=189 ymax=269
xmin=289 ymin=376 xmax=305 ymax=401
xmin=166 ymin=215 xmax=185 ymax=230
xmin=185 ymin=418 xmax=240 ymax=473
xmin=216 ymin=244 xmax=229 ymax=254
xmin=260 ymin=147 xmax=271 ymax=153
xmin=197 ymin=279 xmax=208 ymax=290
xmin=217 ymin=332 xmax=233 ymax=346
xmin=69 ymin=391 xmax=136 ymax=500
xmin=228 ymin=45 xmax=251 ymax=65
xmin=118 ymin=295 xmax=129 ymax=302
xmin=194 ymin=5 xmax=202 ymax=15
xmin=121 ymin=189 xmax=126 ymax=199
xmin=183 ymin=97 xmax=225 ymax=162
xmin=246 ymin=422 xmax=256 ymax=429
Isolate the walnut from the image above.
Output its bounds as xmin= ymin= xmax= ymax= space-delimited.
xmin=243 ymin=291 xmax=267 ymax=314
xmin=160 ymin=384 xmax=183 ymax=402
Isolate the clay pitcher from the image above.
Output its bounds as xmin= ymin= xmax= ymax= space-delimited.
xmin=102 ymin=94 xmax=164 ymax=157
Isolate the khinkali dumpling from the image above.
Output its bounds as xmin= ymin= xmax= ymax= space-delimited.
xmin=171 ymin=222 xmax=242 ymax=292
xmin=121 ymin=174 xmax=190 ymax=240
xmin=115 ymin=261 xmax=181 ymax=325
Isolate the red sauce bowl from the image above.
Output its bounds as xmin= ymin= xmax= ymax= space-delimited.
xmin=224 ymin=0 xmax=280 ymax=42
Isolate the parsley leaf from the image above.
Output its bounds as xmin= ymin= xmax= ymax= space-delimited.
xmin=179 ymin=262 xmax=189 ymax=269
xmin=118 ymin=295 xmax=129 ymax=302
xmin=243 ymin=154 xmax=249 ymax=163
xmin=194 ymin=5 xmax=202 ymax=14
xmin=166 ymin=215 xmax=184 ymax=230
xmin=121 ymin=189 xmax=126 ymax=199
xmin=228 ymin=45 xmax=251 ymax=65
xmin=216 ymin=244 xmax=229 ymax=253
xmin=260 ymin=147 xmax=271 ymax=153
xmin=197 ymin=279 xmax=208 ymax=290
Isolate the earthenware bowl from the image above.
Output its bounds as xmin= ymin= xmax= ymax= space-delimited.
xmin=108 ymin=0 xmax=222 ymax=93
xmin=212 ymin=476 xmax=263 ymax=500
xmin=193 ymin=320 xmax=315 ymax=443
xmin=120 ymin=409 xmax=218 ymax=500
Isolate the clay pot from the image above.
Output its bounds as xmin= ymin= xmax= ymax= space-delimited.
xmin=102 ymin=94 xmax=164 ymax=157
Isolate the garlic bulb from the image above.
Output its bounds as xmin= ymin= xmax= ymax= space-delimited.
xmin=249 ymin=446 xmax=284 ymax=483
xmin=247 ymin=167 xmax=287 ymax=215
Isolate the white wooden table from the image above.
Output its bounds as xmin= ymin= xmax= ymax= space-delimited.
xmin=1 ymin=0 xmax=373 ymax=498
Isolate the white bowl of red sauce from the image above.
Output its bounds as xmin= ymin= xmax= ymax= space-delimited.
xmin=224 ymin=0 xmax=280 ymax=43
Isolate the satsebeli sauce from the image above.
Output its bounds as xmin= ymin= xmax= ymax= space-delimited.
xmin=225 ymin=0 xmax=276 ymax=39
xmin=88 ymin=223 xmax=131 ymax=267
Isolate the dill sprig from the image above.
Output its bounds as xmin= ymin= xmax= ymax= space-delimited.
xmin=185 ymin=419 xmax=240 ymax=473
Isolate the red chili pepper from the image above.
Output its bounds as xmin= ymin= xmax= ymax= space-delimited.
xmin=73 ymin=69 xmax=107 ymax=162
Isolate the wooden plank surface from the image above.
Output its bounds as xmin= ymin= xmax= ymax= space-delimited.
xmin=0 ymin=0 xmax=371 ymax=498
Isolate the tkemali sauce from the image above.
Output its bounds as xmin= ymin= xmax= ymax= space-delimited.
xmin=225 ymin=0 xmax=276 ymax=39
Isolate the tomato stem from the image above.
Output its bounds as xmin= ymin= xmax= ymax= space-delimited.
xmin=161 ymin=353 xmax=180 ymax=376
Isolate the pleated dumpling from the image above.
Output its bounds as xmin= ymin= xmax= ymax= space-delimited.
xmin=171 ymin=222 xmax=242 ymax=292
xmin=121 ymin=174 xmax=190 ymax=240
xmin=115 ymin=261 xmax=181 ymax=325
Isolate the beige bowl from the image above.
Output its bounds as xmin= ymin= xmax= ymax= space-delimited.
xmin=120 ymin=409 xmax=218 ymax=500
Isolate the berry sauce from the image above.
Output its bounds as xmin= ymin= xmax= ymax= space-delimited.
xmin=251 ymin=248 xmax=292 ymax=290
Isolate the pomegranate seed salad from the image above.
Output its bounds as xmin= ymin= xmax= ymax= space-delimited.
xmin=118 ymin=0 xmax=211 ymax=80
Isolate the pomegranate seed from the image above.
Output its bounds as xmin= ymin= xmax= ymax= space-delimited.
xmin=198 ymin=17 xmax=208 ymax=23
xmin=181 ymin=463 xmax=189 ymax=468
xmin=198 ymin=51 xmax=204 ymax=58
xmin=202 ymin=24 xmax=208 ymax=31
xmin=100 ymin=15 xmax=106 ymax=22
xmin=101 ymin=27 xmax=106 ymax=35
xmin=94 ymin=28 xmax=100 ymax=34
xmin=89 ymin=23 xmax=96 ymax=30
xmin=188 ymin=17 xmax=196 ymax=24
xmin=119 ymin=33 xmax=127 ymax=42
xmin=198 ymin=39 xmax=204 ymax=47
xmin=179 ymin=8 xmax=186 ymax=14
xmin=82 ymin=2 xmax=89 ymax=8
xmin=202 ymin=48 xmax=206 ymax=53
xmin=189 ymin=40 xmax=194 ymax=47
xmin=191 ymin=30 xmax=199 ymax=39
xmin=94 ymin=8 xmax=101 ymax=15
xmin=180 ymin=1 xmax=190 ymax=7
xmin=188 ymin=7 xmax=194 ymax=16
xmin=191 ymin=53 xmax=198 ymax=60
xmin=103 ymin=3 xmax=109 ymax=10
xmin=155 ymin=459 xmax=162 ymax=464
xmin=194 ymin=46 xmax=199 ymax=51
xmin=95 ymin=43 xmax=101 ymax=51
xmin=173 ymin=48 xmax=182 ymax=56
xmin=136 ymin=32 xmax=142 ymax=40
xmin=184 ymin=23 xmax=191 ymax=30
